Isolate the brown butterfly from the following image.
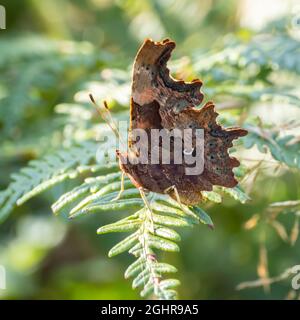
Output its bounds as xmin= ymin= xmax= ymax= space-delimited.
xmin=92 ymin=38 xmax=247 ymax=206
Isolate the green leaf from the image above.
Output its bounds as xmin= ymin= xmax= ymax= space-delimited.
xmin=151 ymin=201 xmax=188 ymax=217
xmin=222 ymin=185 xmax=250 ymax=204
xmin=69 ymin=198 xmax=144 ymax=218
xmin=192 ymin=206 xmax=214 ymax=229
xmin=243 ymin=124 xmax=300 ymax=169
xmin=69 ymin=188 xmax=140 ymax=216
xmin=159 ymin=279 xmax=181 ymax=290
xmin=125 ymin=257 xmax=146 ymax=279
xmin=151 ymin=213 xmax=196 ymax=227
xmin=97 ymin=219 xmax=141 ymax=234
xmin=151 ymin=263 xmax=178 ymax=274
xmin=132 ymin=269 xmax=151 ymax=289
xmin=108 ymin=231 xmax=139 ymax=257
xmin=147 ymin=234 xmax=180 ymax=252
xmin=0 ymin=141 xmax=104 ymax=223
xmin=161 ymin=289 xmax=178 ymax=300
xmin=152 ymin=226 xmax=181 ymax=242
xmin=128 ymin=242 xmax=144 ymax=257
xmin=140 ymin=282 xmax=155 ymax=298
xmin=52 ymin=172 xmax=123 ymax=214
xmin=269 ymin=200 xmax=300 ymax=209
xmin=202 ymin=190 xmax=222 ymax=203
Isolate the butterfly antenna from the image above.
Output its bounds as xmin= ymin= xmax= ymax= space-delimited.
xmin=89 ymin=94 xmax=126 ymax=149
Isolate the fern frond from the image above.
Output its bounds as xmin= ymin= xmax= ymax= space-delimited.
xmin=52 ymin=171 xmax=122 ymax=214
xmin=244 ymin=124 xmax=300 ymax=169
xmin=221 ymin=186 xmax=251 ymax=204
xmin=202 ymin=185 xmax=250 ymax=205
xmin=0 ymin=141 xmax=106 ymax=223
xmin=62 ymin=175 xmax=213 ymax=299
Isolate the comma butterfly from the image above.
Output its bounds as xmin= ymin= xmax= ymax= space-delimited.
xmin=93 ymin=38 xmax=247 ymax=206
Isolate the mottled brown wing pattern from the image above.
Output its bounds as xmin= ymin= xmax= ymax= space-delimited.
xmin=117 ymin=38 xmax=247 ymax=205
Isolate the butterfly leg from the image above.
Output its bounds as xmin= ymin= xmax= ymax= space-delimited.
xmin=111 ymin=171 xmax=125 ymax=202
xmin=164 ymin=185 xmax=186 ymax=212
xmin=139 ymin=187 xmax=155 ymax=233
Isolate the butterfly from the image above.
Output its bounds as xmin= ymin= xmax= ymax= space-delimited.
xmin=91 ymin=38 xmax=247 ymax=206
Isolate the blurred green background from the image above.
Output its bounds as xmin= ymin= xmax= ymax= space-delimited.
xmin=0 ymin=0 xmax=300 ymax=299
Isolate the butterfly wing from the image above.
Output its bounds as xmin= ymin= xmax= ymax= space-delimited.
xmin=118 ymin=38 xmax=247 ymax=205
